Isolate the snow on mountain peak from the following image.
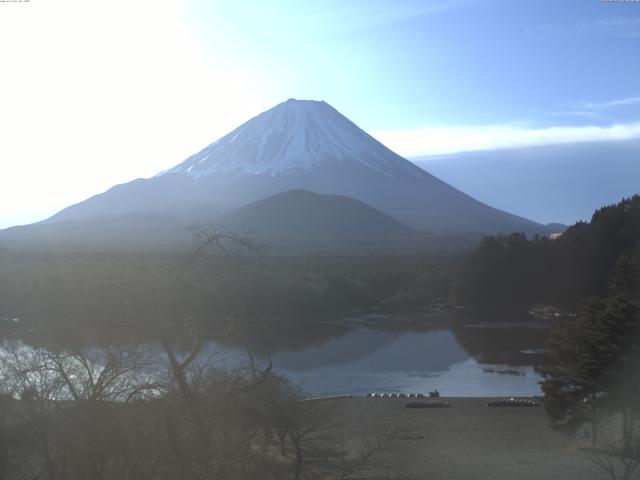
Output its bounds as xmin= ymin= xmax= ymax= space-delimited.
xmin=157 ymin=99 xmax=422 ymax=179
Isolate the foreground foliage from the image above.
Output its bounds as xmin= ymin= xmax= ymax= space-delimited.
xmin=0 ymin=334 xmax=389 ymax=480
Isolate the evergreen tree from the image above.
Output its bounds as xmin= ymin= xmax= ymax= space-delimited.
xmin=455 ymin=195 xmax=640 ymax=311
xmin=539 ymin=246 xmax=640 ymax=442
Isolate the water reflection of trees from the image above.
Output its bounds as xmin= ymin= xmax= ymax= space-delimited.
xmin=215 ymin=316 xmax=350 ymax=356
xmin=4 ymin=307 xmax=551 ymax=370
xmin=451 ymin=322 xmax=549 ymax=366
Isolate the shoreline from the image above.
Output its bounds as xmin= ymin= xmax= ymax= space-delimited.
xmin=331 ymin=396 xmax=602 ymax=480
xmin=306 ymin=394 xmax=543 ymax=401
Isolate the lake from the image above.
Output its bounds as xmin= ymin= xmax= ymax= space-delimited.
xmin=2 ymin=310 xmax=551 ymax=398
xmin=210 ymin=311 xmax=550 ymax=397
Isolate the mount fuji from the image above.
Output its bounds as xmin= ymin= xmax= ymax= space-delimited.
xmin=1 ymin=99 xmax=550 ymax=251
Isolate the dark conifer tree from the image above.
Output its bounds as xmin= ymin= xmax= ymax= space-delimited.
xmin=539 ymin=246 xmax=640 ymax=443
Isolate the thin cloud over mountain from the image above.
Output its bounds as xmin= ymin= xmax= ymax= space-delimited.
xmin=373 ymin=121 xmax=640 ymax=157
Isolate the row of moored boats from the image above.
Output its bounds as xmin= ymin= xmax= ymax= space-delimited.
xmin=366 ymin=392 xmax=439 ymax=398
xmin=487 ymin=398 xmax=539 ymax=407
xmin=366 ymin=393 xmax=540 ymax=408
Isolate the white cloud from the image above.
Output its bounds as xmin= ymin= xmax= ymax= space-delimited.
xmin=546 ymin=95 xmax=640 ymax=119
xmin=371 ymin=122 xmax=640 ymax=157
xmin=583 ymin=95 xmax=640 ymax=110
xmin=549 ymin=110 xmax=601 ymax=119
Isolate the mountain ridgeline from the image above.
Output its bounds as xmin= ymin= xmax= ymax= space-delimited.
xmin=0 ymin=99 xmax=552 ymax=253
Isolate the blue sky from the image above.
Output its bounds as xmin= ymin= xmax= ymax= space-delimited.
xmin=0 ymin=0 xmax=638 ymax=227
xmin=184 ymin=0 xmax=640 ymax=129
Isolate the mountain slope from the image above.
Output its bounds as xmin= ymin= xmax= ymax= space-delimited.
xmin=0 ymin=213 xmax=191 ymax=251
xmin=414 ymin=139 xmax=640 ymax=225
xmin=0 ymin=190 xmax=481 ymax=254
xmin=46 ymin=99 xmax=549 ymax=236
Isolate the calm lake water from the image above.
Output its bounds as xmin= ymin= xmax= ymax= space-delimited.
xmin=211 ymin=312 xmax=550 ymax=397
xmin=3 ymin=311 xmax=551 ymax=398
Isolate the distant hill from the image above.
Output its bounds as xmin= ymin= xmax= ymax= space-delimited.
xmin=546 ymin=223 xmax=568 ymax=232
xmin=217 ymin=189 xmax=415 ymax=240
xmin=0 ymin=190 xmax=481 ymax=254
xmin=414 ymin=139 xmax=640 ymax=225
xmin=214 ymin=189 xmax=434 ymax=253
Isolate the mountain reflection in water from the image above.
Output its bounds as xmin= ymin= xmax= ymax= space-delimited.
xmin=5 ymin=311 xmax=550 ymax=398
xmin=212 ymin=315 xmax=549 ymax=397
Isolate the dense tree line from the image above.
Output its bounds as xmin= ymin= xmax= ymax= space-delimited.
xmin=454 ymin=196 xmax=640 ymax=311
xmin=0 ymin=250 xmax=456 ymax=346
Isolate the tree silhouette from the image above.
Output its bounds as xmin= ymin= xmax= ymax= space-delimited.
xmin=539 ymin=247 xmax=640 ymax=444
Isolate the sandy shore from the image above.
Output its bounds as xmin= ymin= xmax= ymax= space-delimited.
xmin=335 ymin=397 xmax=603 ymax=480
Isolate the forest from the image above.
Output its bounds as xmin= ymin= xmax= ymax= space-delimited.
xmin=0 ymin=246 xmax=457 ymax=346
xmin=454 ymin=195 xmax=640 ymax=312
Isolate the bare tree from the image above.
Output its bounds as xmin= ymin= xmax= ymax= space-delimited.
xmin=580 ymin=412 xmax=640 ymax=480
xmin=246 ymin=372 xmax=297 ymax=459
xmin=286 ymin=395 xmax=341 ymax=479
xmin=187 ymin=222 xmax=264 ymax=269
xmin=0 ymin=343 xmax=163 ymax=480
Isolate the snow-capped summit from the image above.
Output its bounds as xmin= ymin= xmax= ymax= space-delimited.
xmin=158 ymin=99 xmax=421 ymax=179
